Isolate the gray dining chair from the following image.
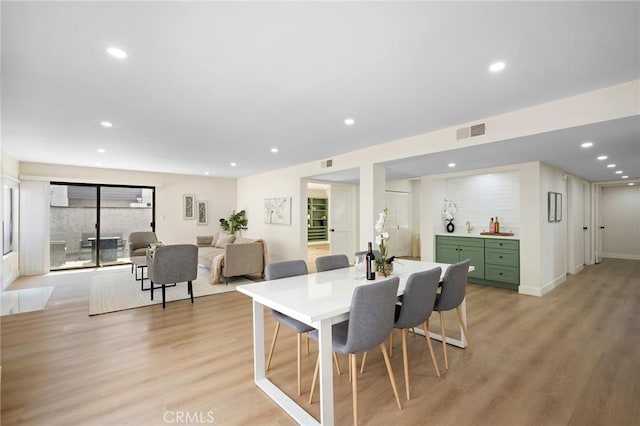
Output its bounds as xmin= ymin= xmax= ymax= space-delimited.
xmin=393 ymin=267 xmax=442 ymax=400
xmin=265 ymin=260 xmax=314 ymax=396
xmin=315 ymin=254 xmax=350 ymax=272
xmin=434 ymin=258 xmax=472 ymax=370
xmin=354 ymin=249 xmax=381 ymax=260
xmin=308 ymin=277 xmax=402 ymax=425
xmin=148 ymin=244 xmax=198 ymax=309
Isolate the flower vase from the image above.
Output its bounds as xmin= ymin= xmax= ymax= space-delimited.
xmin=377 ymin=262 xmax=393 ymax=277
xmin=446 ymin=219 xmax=455 ymax=233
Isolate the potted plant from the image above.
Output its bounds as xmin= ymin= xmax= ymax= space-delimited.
xmin=219 ymin=210 xmax=248 ymax=235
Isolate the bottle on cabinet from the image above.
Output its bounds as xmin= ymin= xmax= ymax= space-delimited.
xmin=366 ymin=242 xmax=376 ymax=280
xmin=490 ymin=218 xmax=495 ymax=233
xmin=495 ymin=217 xmax=500 ymax=233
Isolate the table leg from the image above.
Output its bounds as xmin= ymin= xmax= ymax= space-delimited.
xmin=318 ymin=318 xmax=334 ymax=425
xmin=252 ymin=300 xmax=266 ymax=381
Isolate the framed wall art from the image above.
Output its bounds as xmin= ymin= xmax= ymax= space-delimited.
xmin=197 ymin=200 xmax=208 ymax=225
xmin=264 ymin=197 xmax=291 ymax=225
xmin=183 ymin=194 xmax=195 ymax=220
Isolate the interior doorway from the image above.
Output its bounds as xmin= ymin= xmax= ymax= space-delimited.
xmin=306 ymin=183 xmax=330 ymax=271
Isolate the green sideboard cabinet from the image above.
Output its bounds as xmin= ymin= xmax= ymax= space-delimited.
xmin=436 ymin=236 xmax=520 ymax=291
xmin=435 ymin=236 xmax=485 ymax=280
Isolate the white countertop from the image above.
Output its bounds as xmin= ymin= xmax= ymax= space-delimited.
xmin=435 ymin=232 xmax=519 ymax=240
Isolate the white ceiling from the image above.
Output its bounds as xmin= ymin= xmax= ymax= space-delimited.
xmin=2 ymin=2 xmax=639 ymax=183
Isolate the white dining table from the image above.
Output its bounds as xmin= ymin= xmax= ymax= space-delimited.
xmin=236 ymin=259 xmax=471 ymax=425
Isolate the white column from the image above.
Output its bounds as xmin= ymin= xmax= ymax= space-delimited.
xmin=359 ymin=164 xmax=386 ymax=250
xmin=20 ymin=179 xmax=51 ymax=275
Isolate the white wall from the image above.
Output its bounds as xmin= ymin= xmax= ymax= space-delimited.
xmin=567 ymin=175 xmax=591 ymax=274
xmin=601 ymin=185 xmax=640 ymax=259
xmin=237 ymin=82 xmax=636 ymax=274
xmin=2 ymin=152 xmax=21 ymax=289
xmin=538 ymin=163 xmax=568 ymax=295
xmin=19 ymin=162 xmax=237 ymax=250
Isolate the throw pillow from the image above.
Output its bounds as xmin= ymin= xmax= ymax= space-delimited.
xmin=197 ymin=235 xmax=214 ymax=246
xmin=215 ymin=233 xmax=235 ymax=248
xmin=210 ymin=232 xmax=221 ymax=246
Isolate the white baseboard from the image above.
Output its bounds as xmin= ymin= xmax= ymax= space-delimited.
xmin=569 ymin=264 xmax=584 ymax=275
xmin=519 ymin=273 xmax=567 ymax=297
xmin=518 ymin=286 xmax=542 ymax=297
xmin=602 ymin=253 xmax=640 ymax=260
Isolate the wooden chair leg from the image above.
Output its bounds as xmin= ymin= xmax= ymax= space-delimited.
xmin=360 ymin=351 xmax=367 ymax=374
xmin=309 ymin=354 xmax=319 ymax=404
xmin=351 ymin=353 xmax=358 ymax=426
xmin=297 ymin=333 xmax=302 ymax=395
xmin=333 ymin=351 xmax=342 ymax=376
xmin=401 ymin=328 xmax=411 ymax=400
xmin=380 ymin=343 xmax=402 ymax=411
xmin=423 ymin=320 xmax=440 ymax=377
xmin=439 ymin=311 xmax=448 ymax=370
xmin=306 ymin=333 xmax=310 ymax=355
xmin=266 ymin=322 xmax=281 ymax=371
xmin=389 ymin=330 xmax=394 ymax=357
xmin=455 ymin=306 xmax=471 ymax=350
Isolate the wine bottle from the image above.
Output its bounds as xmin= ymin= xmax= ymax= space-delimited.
xmin=490 ymin=218 xmax=495 ymax=233
xmin=495 ymin=217 xmax=500 ymax=233
xmin=366 ymin=242 xmax=376 ymax=280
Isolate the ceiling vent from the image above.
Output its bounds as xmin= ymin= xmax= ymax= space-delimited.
xmin=321 ymin=159 xmax=333 ymax=168
xmin=456 ymin=122 xmax=486 ymax=140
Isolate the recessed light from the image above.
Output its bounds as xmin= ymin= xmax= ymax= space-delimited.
xmin=107 ymin=47 xmax=127 ymax=59
xmin=448 ymin=163 xmax=456 ymax=168
xmin=581 ymin=141 xmax=593 ymax=148
xmin=597 ymin=155 xmax=608 ymax=161
xmin=97 ymin=148 xmax=106 ymax=153
xmin=489 ymin=61 xmax=506 ymax=73
xmin=271 ymin=147 xmax=278 ymax=153
xmin=100 ymin=121 xmax=113 ymax=128
xmin=344 ymin=118 xmax=355 ymax=126
xmin=230 ymin=162 xmax=237 ymax=167
xmin=607 ymin=164 xmax=616 ymax=168
xmin=204 ymin=171 xmax=209 ymax=175
xmin=622 ymin=176 xmax=629 ymax=179
xmin=96 ymin=162 xmax=102 ymax=167
xmin=629 ymin=183 xmax=636 ymax=186
xmin=615 ymin=170 xmax=623 ymax=174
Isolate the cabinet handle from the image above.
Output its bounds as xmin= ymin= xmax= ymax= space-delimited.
xmin=499 ymin=243 xmax=503 ymax=246
xmin=499 ymin=272 xmax=503 ymax=275
xmin=499 ymin=256 xmax=503 ymax=259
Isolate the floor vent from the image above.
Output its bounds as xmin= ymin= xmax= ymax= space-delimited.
xmin=456 ymin=122 xmax=486 ymax=140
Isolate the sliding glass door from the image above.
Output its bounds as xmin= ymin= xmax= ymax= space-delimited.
xmin=49 ymin=182 xmax=155 ymax=270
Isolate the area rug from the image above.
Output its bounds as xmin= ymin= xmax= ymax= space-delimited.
xmin=89 ymin=266 xmax=252 ymax=315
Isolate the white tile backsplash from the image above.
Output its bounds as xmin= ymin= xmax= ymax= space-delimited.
xmin=436 ymin=171 xmax=520 ymax=235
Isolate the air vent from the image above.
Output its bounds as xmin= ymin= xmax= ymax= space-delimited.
xmin=470 ymin=123 xmax=486 ymax=137
xmin=456 ymin=127 xmax=470 ymax=140
xmin=321 ymin=159 xmax=333 ymax=168
xmin=456 ymin=122 xmax=486 ymax=140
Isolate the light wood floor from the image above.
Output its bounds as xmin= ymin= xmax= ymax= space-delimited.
xmin=1 ymin=258 xmax=639 ymax=425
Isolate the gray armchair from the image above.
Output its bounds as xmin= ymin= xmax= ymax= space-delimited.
xmin=147 ymin=244 xmax=198 ymax=309
xmin=128 ymin=231 xmax=158 ymax=257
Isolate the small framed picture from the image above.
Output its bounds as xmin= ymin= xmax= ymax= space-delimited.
xmin=197 ymin=200 xmax=208 ymax=225
xmin=183 ymin=194 xmax=195 ymax=220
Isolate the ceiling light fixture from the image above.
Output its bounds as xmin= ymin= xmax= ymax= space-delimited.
xmin=597 ymin=155 xmax=608 ymax=160
xmin=96 ymin=162 xmax=102 ymax=167
xmin=607 ymin=164 xmax=616 ymax=168
xmin=629 ymin=183 xmax=636 ymax=186
xmin=230 ymin=162 xmax=237 ymax=167
xmin=106 ymin=47 xmax=128 ymax=59
xmin=100 ymin=121 xmax=113 ymax=128
xmin=344 ymin=118 xmax=355 ymax=126
xmin=615 ymin=170 xmax=623 ymax=174
xmin=204 ymin=171 xmax=209 ymax=175
xmin=622 ymin=175 xmax=629 ymax=179
xmin=448 ymin=163 xmax=456 ymax=168
xmin=580 ymin=141 xmax=593 ymax=148
xmin=271 ymin=148 xmax=278 ymax=153
xmin=97 ymin=148 xmax=106 ymax=153
xmin=489 ymin=61 xmax=506 ymax=73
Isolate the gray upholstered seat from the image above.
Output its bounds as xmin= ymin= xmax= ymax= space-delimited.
xmin=148 ymin=244 xmax=198 ymax=309
xmin=393 ymin=267 xmax=442 ymax=399
xmin=129 ymin=231 xmax=158 ymax=257
xmin=434 ymin=258 xmax=472 ymax=369
xmin=309 ymin=277 xmax=402 ymax=424
xmin=315 ymin=254 xmax=350 ymax=272
xmin=265 ymin=260 xmax=313 ymax=396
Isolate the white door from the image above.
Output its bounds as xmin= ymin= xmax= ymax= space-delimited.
xmin=385 ymin=191 xmax=411 ymax=256
xmin=594 ymin=185 xmax=603 ymax=264
xmin=583 ymin=182 xmax=591 ymax=265
xmin=329 ymin=184 xmax=353 ymax=256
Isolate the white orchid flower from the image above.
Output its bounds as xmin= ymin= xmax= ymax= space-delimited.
xmin=375 ymin=235 xmax=382 ymax=245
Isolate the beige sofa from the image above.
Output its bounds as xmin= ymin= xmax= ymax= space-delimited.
xmin=196 ymin=233 xmax=266 ymax=284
